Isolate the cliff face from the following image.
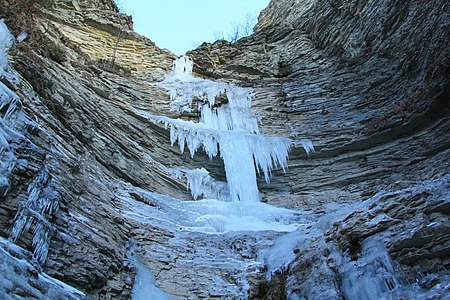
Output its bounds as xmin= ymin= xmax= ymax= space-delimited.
xmin=187 ymin=1 xmax=449 ymax=297
xmin=190 ymin=0 xmax=449 ymax=206
xmin=0 ymin=0 xmax=449 ymax=299
xmin=0 ymin=1 xmax=190 ymax=299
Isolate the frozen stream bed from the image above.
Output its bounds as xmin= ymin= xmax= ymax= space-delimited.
xmin=116 ymin=176 xmax=450 ymax=300
xmin=117 ymin=184 xmax=318 ymax=299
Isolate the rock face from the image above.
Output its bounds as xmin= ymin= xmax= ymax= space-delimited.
xmin=190 ymin=0 xmax=449 ymax=207
xmin=0 ymin=0 xmax=449 ymax=299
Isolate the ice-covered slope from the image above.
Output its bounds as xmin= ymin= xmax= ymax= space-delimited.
xmin=0 ymin=0 xmax=448 ymax=299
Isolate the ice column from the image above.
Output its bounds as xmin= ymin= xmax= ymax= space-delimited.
xmin=156 ymin=56 xmax=312 ymax=202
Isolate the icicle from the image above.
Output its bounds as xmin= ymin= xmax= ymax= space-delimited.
xmin=293 ymin=139 xmax=315 ymax=155
xmin=16 ymin=31 xmax=27 ymax=43
xmin=1 ymin=18 xmax=59 ymax=266
xmin=0 ymin=20 xmax=21 ymax=199
xmin=151 ymin=54 xmax=314 ymax=203
xmin=10 ymin=167 xmax=61 ymax=265
xmin=250 ymin=135 xmax=291 ymax=183
xmin=186 ymin=168 xmax=209 ymax=200
xmin=32 ymin=222 xmax=51 ymax=264
xmin=341 ymin=237 xmax=401 ymax=300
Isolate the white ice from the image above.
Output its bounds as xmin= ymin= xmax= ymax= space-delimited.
xmin=151 ymin=56 xmax=313 ymax=202
xmin=10 ymin=167 xmax=60 ymax=264
xmin=148 ymin=113 xmax=293 ymax=202
xmin=341 ymin=237 xmax=400 ymax=300
xmin=185 ymin=167 xmax=229 ymax=201
xmin=118 ymin=186 xmax=305 ymax=234
xmin=262 ymin=226 xmax=322 ymax=280
xmin=132 ymin=256 xmax=178 ymax=300
xmin=0 ymin=19 xmax=29 ymax=206
xmin=157 ymin=56 xmax=254 ymax=113
xmin=0 ymin=237 xmax=87 ymax=299
xmin=0 ymin=19 xmax=19 ymax=84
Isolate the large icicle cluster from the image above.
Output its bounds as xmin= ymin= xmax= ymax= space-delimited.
xmin=185 ymin=168 xmax=229 ymax=201
xmin=0 ymin=19 xmax=22 ymax=197
xmin=10 ymin=167 xmax=61 ymax=264
xmin=155 ymin=56 xmax=313 ymax=202
xmin=1 ymin=20 xmax=60 ymax=265
xmin=341 ymin=238 xmax=401 ymax=299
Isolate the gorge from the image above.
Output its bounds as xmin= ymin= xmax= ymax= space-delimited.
xmin=0 ymin=0 xmax=449 ymax=299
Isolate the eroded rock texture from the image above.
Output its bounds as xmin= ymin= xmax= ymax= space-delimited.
xmin=190 ymin=0 xmax=449 ymax=206
xmin=188 ymin=0 xmax=449 ymax=297
xmin=0 ymin=0 xmax=448 ymax=299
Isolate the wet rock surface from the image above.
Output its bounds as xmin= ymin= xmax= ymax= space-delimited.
xmin=0 ymin=0 xmax=448 ymax=299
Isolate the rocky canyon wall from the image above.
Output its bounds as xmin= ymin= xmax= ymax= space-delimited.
xmin=0 ymin=0 xmax=448 ymax=299
xmin=190 ymin=0 xmax=449 ymax=207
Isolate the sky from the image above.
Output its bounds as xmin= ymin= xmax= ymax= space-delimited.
xmin=118 ymin=0 xmax=271 ymax=55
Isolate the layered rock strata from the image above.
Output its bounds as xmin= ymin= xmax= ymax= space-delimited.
xmin=0 ymin=0 xmax=448 ymax=299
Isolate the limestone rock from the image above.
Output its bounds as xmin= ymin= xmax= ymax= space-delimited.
xmin=0 ymin=0 xmax=448 ymax=299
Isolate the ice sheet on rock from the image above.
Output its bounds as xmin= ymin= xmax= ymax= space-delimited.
xmin=341 ymin=237 xmax=401 ymax=300
xmin=0 ymin=237 xmax=88 ymax=300
xmin=0 ymin=20 xmax=23 ymax=198
xmin=0 ymin=19 xmax=19 ymax=84
xmin=157 ymin=56 xmax=255 ymax=113
xmin=118 ymin=187 xmax=306 ymax=234
xmin=324 ymin=178 xmax=450 ymax=300
xmin=262 ymin=225 xmax=322 ymax=280
xmin=0 ymin=20 xmax=14 ymax=69
xmin=132 ymin=254 xmax=179 ymax=300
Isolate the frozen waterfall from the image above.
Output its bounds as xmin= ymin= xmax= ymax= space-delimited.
xmin=155 ymin=56 xmax=313 ymax=202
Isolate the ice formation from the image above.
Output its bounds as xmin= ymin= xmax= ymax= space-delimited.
xmin=132 ymin=258 xmax=178 ymax=300
xmin=185 ymin=167 xmax=229 ymax=201
xmin=10 ymin=167 xmax=61 ymax=264
xmin=0 ymin=19 xmax=21 ymax=197
xmin=1 ymin=20 xmax=59 ymax=265
xmin=155 ymin=56 xmax=313 ymax=202
xmin=0 ymin=237 xmax=88 ymax=299
xmin=118 ymin=186 xmax=303 ymax=234
xmin=129 ymin=241 xmax=178 ymax=300
xmin=341 ymin=238 xmax=400 ymax=300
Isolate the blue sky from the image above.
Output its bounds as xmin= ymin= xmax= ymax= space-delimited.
xmin=118 ymin=0 xmax=271 ymax=55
